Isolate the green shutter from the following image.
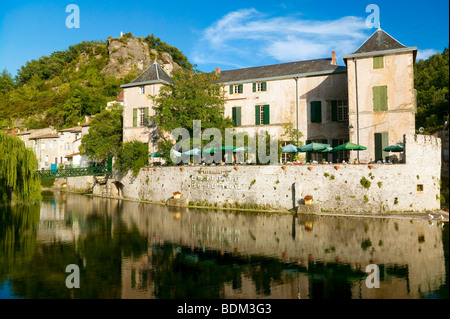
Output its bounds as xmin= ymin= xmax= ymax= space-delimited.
xmin=236 ymin=107 xmax=241 ymax=127
xmin=144 ymin=107 xmax=149 ymax=126
xmin=373 ymin=86 xmax=388 ymax=111
xmin=316 ymin=101 xmax=322 ymax=123
xmin=374 ymin=133 xmax=382 ymax=161
xmin=331 ymin=100 xmax=338 ymax=122
xmin=373 ymin=56 xmax=384 ymax=69
xmin=264 ymin=105 xmax=270 ymax=124
xmin=262 ymin=82 xmax=267 ymax=91
xmin=232 ymin=107 xmax=236 ymax=126
xmin=229 ymin=85 xmax=233 ymax=94
xmin=306 ymin=139 xmax=311 ymax=162
xmin=381 ymin=132 xmax=389 ymax=161
xmin=311 ymin=101 xmax=322 ymax=123
xmin=133 ymin=108 xmax=137 ymax=127
xmin=238 ymin=84 xmax=243 ymax=93
xmin=311 ymin=102 xmax=316 ymax=122
xmin=253 ymin=83 xmax=256 ymax=92
xmin=255 ymin=105 xmax=260 ymax=125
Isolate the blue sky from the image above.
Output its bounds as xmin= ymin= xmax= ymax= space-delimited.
xmin=0 ymin=0 xmax=448 ymax=76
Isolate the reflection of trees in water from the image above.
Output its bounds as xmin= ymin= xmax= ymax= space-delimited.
xmin=0 ymin=204 xmax=40 ymax=285
xmin=1 ymin=205 xmax=148 ymax=299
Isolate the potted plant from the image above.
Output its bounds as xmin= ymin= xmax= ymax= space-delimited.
xmin=304 ymin=195 xmax=313 ymax=205
xmin=173 ymin=191 xmax=181 ymax=199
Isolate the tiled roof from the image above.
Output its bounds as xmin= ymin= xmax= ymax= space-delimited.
xmin=121 ymin=63 xmax=173 ymax=88
xmin=58 ymin=126 xmax=82 ymax=133
xmin=216 ymin=58 xmax=346 ymax=84
xmin=116 ymin=91 xmax=124 ymax=102
xmin=29 ymin=134 xmax=60 ymax=139
xmin=353 ymin=29 xmax=407 ymax=54
xmin=343 ymin=29 xmax=417 ymax=60
xmin=65 ymin=152 xmax=80 ymax=158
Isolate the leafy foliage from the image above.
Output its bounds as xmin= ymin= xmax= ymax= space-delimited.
xmin=414 ymin=48 xmax=449 ymax=132
xmin=0 ymin=69 xmax=15 ymax=93
xmin=0 ymin=33 xmax=192 ymax=131
xmin=151 ymin=69 xmax=233 ymax=164
xmin=114 ymin=141 xmax=148 ymax=177
xmin=143 ymin=34 xmax=194 ymax=71
xmin=0 ymin=132 xmax=41 ymax=203
xmin=80 ymin=105 xmax=123 ymax=163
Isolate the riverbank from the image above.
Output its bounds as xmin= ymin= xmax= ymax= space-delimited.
xmin=46 ymin=187 xmax=449 ymax=222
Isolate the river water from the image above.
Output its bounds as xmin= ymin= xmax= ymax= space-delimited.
xmin=0 ymin=191 xmax=448 ymax=299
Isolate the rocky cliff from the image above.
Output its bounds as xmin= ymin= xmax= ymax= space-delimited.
xmin=102 ymin=36 xmax=181 ymax=78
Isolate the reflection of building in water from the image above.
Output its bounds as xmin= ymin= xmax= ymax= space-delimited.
xmin=38 ymin=194 xmax=80 ymax=244
xmin=113 ymin=199 xmax=446 ymax=299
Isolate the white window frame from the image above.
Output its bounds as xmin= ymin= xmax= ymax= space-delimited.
xmin=139 ymin=86 xmax=145 ymax=95
xmin=138 ymin=108 xmax=146 ymax=127
xmin=281 ymin=141 xmax=289 ymax=163
xmin=257 ymin=83 xmax=263 ymax=92
xmin=259 ymin=107 xmax=265 ymax=125
xmin=337 ymin=100 xmax=348 ymax=122
xmin=41 ymin=142 xmax=46 ymax=150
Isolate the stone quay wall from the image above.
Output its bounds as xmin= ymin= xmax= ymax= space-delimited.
xmin=91 ymin=134 xmax=441 ymax=213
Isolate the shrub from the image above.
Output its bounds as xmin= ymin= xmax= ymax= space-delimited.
xmin=114 ymin=141 xmax=148 ymax=177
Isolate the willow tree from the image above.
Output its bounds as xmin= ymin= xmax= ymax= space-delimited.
xmin=0 ymin=132 xmax=41 ymax=203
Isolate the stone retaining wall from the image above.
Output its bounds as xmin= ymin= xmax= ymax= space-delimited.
xmin=92 ymin=134 xmax=441 ymax=213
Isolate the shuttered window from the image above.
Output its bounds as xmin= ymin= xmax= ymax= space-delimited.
xmin=232 ymin=107 xmax=241 ymax=126
xmin=331 ymin=100 xmax=338 ymax=122
xmin=253 ymin=82 xmax=267 ymax=92
xmin=311 ymin=101 xmax=322 ymax=123
xmin=230 ymin=85 xmax=243 ymax=94
xmin=374 ymin=132 xmax=389 ymax=161
xmin=133 ymin=108 xmax=137 ymax=127
xmin=255 ymin=105 xmax=260 ymax=125
xmin=255 ymin=105 xmax=270 ymax=125
xmin=373 ymin=56 xmax=384 ymax=69
xmin=373 ymin=86 xmax=388 ymax=111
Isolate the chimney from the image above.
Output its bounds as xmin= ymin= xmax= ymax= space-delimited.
xmin=215 ymin=67 xmax=221 ymax=76
xmin=331 ymin=51 xmax=336 ymax=65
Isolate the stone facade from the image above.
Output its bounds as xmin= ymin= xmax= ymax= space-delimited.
xmin=345 ymin=52 xmax=416 ymax=163
xmin=223 ymin=73 xmax=349 ymax=146
xmin=95 ymin=134 xmax=441 ymax=213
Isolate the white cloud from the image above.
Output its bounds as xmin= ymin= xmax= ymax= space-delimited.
xmin=192 ymin=8 xmax=370 ymax=69
xmin=416 ymin=49 xmax=438 ymax=61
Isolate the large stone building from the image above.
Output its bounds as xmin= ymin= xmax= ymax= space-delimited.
xmin=343 ymin=29 xmax=417 ymax=163
xmin=120 ymin=29 xmax=417 ymax=163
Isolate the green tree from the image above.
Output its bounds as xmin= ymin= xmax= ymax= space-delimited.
xmin=114 ymin=141 xmax=148 ymax=176
xmin=0 ymin=69 xmax=15 ymax=93
xmin=415 ymin=48 xmax=449 ymax=132
xmin=80 ymin=105 xmax=123 ymax=163
xmin=0 ymin=132 xmax=41 ymax=203
xmin=151 ymin=69 xmax=233 ymax=163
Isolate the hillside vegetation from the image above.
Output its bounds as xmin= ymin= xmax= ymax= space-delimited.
xmin=0 ymin=33 xmax=191 ymax=130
